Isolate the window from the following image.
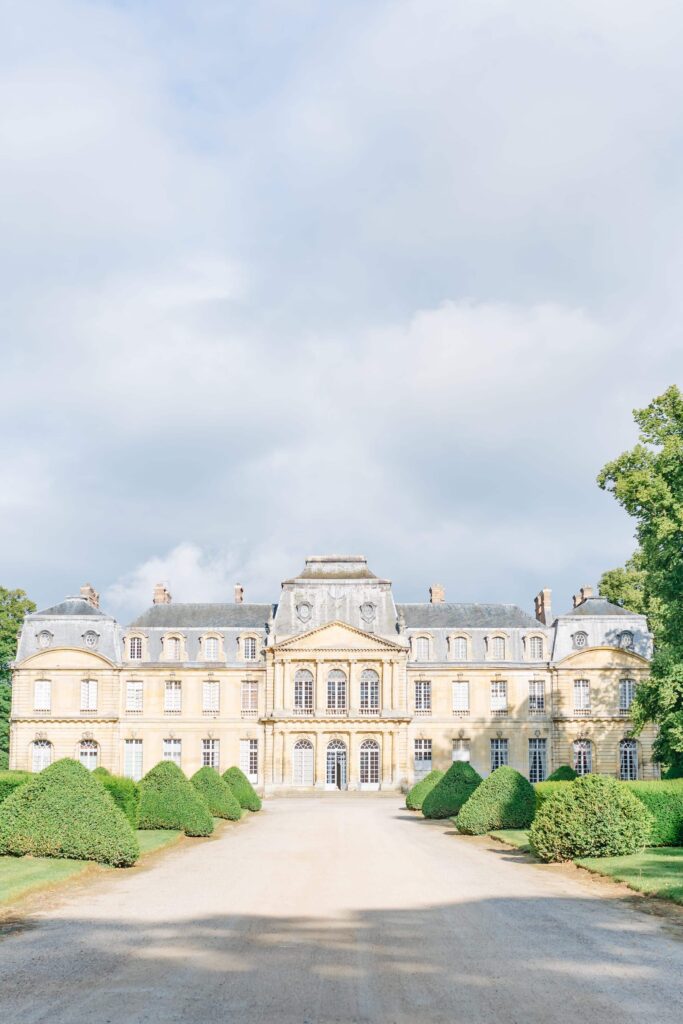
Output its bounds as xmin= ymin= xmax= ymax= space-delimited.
xmin=619 ymin=630 xmax=634 ymax=650
xmin=573 ymin=739 xmax=592 ymax=775
xmin=490 ymin=680 xmax=507 ymax=714
xmin=165 ymin=636 xmax=181 ymax=661
xmin=327 ymin=670 xmax=346 ymax=711
xmin=359 ymin=739 xmax=380 ymax=785
xmin=490 ymin=636 xmax=506 ymax=660
xmin=528 ymin=636 xmax=543 ymax=660
xmin=452 ymin=680 xmax=470 ymax=715
xmin=241 ymin=680 xmax=258 ymax=715
xmin=204 ymin=637 xmax=219 ymax=661
xmin=528 ymin=738 xmax=547 ymax=782
xmin=293 ymin=739 xmax=314 ymax=786
xmin=294 ymin=670 xmax=314 ymax=712
xmin=84 ymin=630 xmax=98 ymax=649
xmin=129 ymin=636 xmax=143 ymax=660
xmin=124 ymin=739 xmax=143 ymax=780
xmin=619 ymin=678 xmax=636 ymax=715
xmin=163 ymin=738 xmax=182 ymax=766
xmin=452 ymin=738 xmax=470 ymax=762
xmin=452 ymin=636 xmax=468 ymax=661
xmin=80 ymin=679 xmax=98 ymax=712
xmin=573 ymin=631 xmax=588 ymax=650
xmin=37 ymin=630 xmax=52 ymax=648
xmin=414 ymin=636 xmax=430 ymax=661
xmin=79 ymin=740 xmax=98 ymax=771
xmin=203 ymin=679 xmax=220 ymax=713
xmin=32 ymin=739 xmax=53 ymax=772
xmin=574 ymin=679 xmax=591 ymax=714
xmin=243 ymin=637 xmax=257 ymax=661
xmin=34 ymin=679 xmax=51 ymax=712
xmin=126 ymin=680 xmax=143 ymax=712
xmin=620 ymin=739 xmax=638 ymax=780
xmin=490 ymin=738 xmax=509 ymax=771
xmin=326 ymin=739 xmax=347 ymax=788
xmin=164 ymin=679 xmax=182 ymax=713
xmin=414 ymin=679 xmax=432 ymax=713
xmin=360 ymin=669 xmax=380 ymax=711
xmin=528 ymin=680 xmax=545 ymax=714
xmin=202 ymin=738 xmax=220 ymax=769
xmin=240 ymin=738 xmax=258 ymax=782
xmin=414 ymin=739 xmax=432 ymax=780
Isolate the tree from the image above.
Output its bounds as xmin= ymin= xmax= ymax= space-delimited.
xmin=597 ymin=385 xmax=683 ymax=772
xmin=0 ymin=588 xmax=36 ymax=769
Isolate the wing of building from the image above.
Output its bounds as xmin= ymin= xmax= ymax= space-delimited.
xmin=9 ymin=556 xmax=657 ymax=789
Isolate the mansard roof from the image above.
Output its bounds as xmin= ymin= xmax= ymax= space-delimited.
xmin=128 ymin=603 xmax=275 ymax=629
xmin=559 ymin=597 xmax=635 ymax=618
xmin=33 ymin=597 xmax=106 ymax=617
xmin=397 ymin=602 xmax=541 ymax=629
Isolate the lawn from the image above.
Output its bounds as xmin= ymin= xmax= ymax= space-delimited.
xmin=576 ymin=847 xmax=683 ymax=904
xmin=136 ymin=829 xmax=182 ymax=854
xmin=489 ymin=829 xmax=531 ymax=852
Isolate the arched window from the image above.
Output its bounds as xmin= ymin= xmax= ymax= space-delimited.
xmin=620 ymin=739 xmax=638 ymax=780
xmin=360 ymin=669 xmax=380 ymax=712
xmin=326 ymin=740 xmax=347 ymax=788
xmin=619 ymin=630 xmax=634 ymax=650
xmin=573 ymin=739 xmax=592 ymax=776
xmin=244 ymin=637 xmax=258 ymax=661
xmin=452 ymin=636 xmax=468 ymax=661
xmin=294 ymin=669 xmax=314 ymax=712
xmin=327 ymin=670 xmax=346 ymax=712
xmin=32 ymin=739 xmax=52 ymax=772
xmin=573 ymin=631 xmax=588 ymax=650
xmin=528 ymin=636 xmax=543 ymax=660
xmin=79 ymin=739 xmax=98 ymax=771
xmin=165 ymin=636 xmax=181 ymax=661
xmin=204 ymin=636 xmax=219 ymax=661
xmin=490 ymin=636 xmax=506 ymax=660
xmin=414 ymin=636 xmax=430 ymax=661
xmin=293 ymin=739 xmax=314 ymax=786
xmin=359 ymin=739 xmax=380 ymax=786
xmin=129 ymin=636 xmax=143 ymax=660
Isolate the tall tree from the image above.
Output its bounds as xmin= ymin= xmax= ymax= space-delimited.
xmin=0 ymin=587 xmax=36 ymax=769
xmin=597 ymin=385 xmax=683 ymax=773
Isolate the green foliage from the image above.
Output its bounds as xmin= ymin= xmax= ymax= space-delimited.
xmin=624 ymin=780 xmax=683 ymax=846
xmin=534 ymin=781 xmax=572 ymax=810
xmin=223 ymin=766 xmax=262 ymax=811
xmin=546 ymin=764 xmax=578 ymax=782
xmin=422 ymin=762 xmax=482 ymax=819
xmin=0 ymin=683 xmax=10 ymax=770
xmin=529 ymin=774 xmax=653 ymax=862
xmin=457 ymin=766 xmax=536 ymax=834
xmin=663 ymin=759 xmax=683 ymax=779
xmin=0 ymin=587 xmax=35 ymax=769
xmin=0 ymin=758 xmax=139 ymax=866
xmin=0 ymin=769 xmax=31 ymax=803
xmin=93 ymin=771 xmax=140 ymax=828
xmin=405 ymin=769 xmax=445 ymax=810
xmin=138 ymin=761 xmax=214 ymax=836
xmin=191 ymin=766 xmax=241 ymax=820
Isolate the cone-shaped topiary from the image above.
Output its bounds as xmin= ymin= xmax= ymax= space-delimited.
xmin=406 ymin=770 xmax=445 ymax=810
xmin=93 ymin=770 xmax=140 ymax=828
xmin=530 ymin=773 xmax=653 ymax=861
xmin=191 ymin=766 xmax=241 ymax=820
xmin=139 ymin=761 xmax=214 ymax=836
xmin=457 ymin=765 xmax=536 ymax=834
xmin=422 ymin=762 xmax=483 ymax=819
xmin=223 ymin=766 xmax=262 ymax=811
xmin=0 ymin=758 xmax=139 ymax=866
xmin=546 ymin=764 xmax=578 ymax=782
xmin=0 ymin=770 xmax=31 ymax=803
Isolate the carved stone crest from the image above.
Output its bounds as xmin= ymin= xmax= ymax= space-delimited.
xmin=296 ymin=602 xmax=312 ymax=623
xmin=359 ymin=602 xmax=376 ymax=624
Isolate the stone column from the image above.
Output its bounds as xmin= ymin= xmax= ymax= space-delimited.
xmin=315 ymin=659 xmax=326 ymax=714
xmin=347 ymin=660 xmax=355 ymax=713
xmin=274 ymin=660 xmax=284 ymax=712
xmin=315 ymin=731 xmax=327 ymax=788
xmin=381 ymin=730 xmax=393 ymax=788
xmin=347 ymin=731 xmax=358 ymax=790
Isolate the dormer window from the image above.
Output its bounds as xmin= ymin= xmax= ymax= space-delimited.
xmin=204 ymin=636 xmax=219 ymax=661
xmin=244 ymin=637 xmax=257 ymax=661
xmin=619 ymin=630 xmax=634 ymax=650
xmin=129 ymin=637 xmax=143 ymax=660
xmin=165 ymin=636 xmax=181 ymax=661
xmin=527 ymin=636 xmax=543 ymax=660
xmin=573 ymin=631 xmax=588 ymax=650
xmin=414 ymin=636 xmax=430 ymax=662
xmin=490 ymin=636 xmax=506 ymax=660
xmin=451 ymin=636 xmax=468 ymax=661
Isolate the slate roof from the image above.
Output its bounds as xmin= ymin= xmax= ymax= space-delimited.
xmin=128 ymin=603 xmax=276 ymax=629
xmin=33 ymin=597 xmax=106 ymax=617
xmin=397 ymin=603 xmax=541 ymax=628
xmin=559 ymin=597 xmax=634 ymax=617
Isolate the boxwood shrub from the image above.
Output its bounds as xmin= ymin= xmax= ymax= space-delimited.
xmin=191 ymin=766 xmax=241 ymax=820
xmin=0 ymin=758 xmax=139 ymax=866
xmin=624 ymin=780 xmax=683 ymax=846
xmin=139 ymin=761 xmax=214 ymax=836
xmin=422 ymin=763 xmax=482 ymax=819
xmin=529 ymin=774 xmax=653 ymax=862
xmin=457 ymin=766 xmax=536 ymax=834
xmin=93 ymin=769 xmax=140 ymax=828
xmin=546 ymin=764 xmax=578 ymax=782
xmin=406 ymin=770 xmax=445 ymax=811
xmin=0 ymin=770 xmax=31 ymax=803
xmin=534 ymin=781 xmax=572 ymax=811
xmin=223 ymin=766 xmax=262 ymax=811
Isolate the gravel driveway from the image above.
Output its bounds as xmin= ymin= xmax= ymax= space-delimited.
xmin=1 ymin=795 xmax=682 ymax=1023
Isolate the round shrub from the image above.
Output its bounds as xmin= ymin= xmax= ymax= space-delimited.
xmin=223 ymin=766 xmax=262 ymax=811
xmin=0 ymin=758 xmax=139 ymax=866
xmin=529 ymin=774 xmax=653 ymax=862
xmin=422 ymin=762 xmax=482 ymax=819
xmin=139 ymin=761 xmax=214 ymax=836
xmin=93 ymin=771 xmax=140 ymax=828
xmin=0 ymin=770 xmax=31 ymax=803
xmin=534 ymin=781 xmax=572 ymax=812
xmin=406 ymin=770 xmax=445 ymax=810
xmin=191 ymin=766 xmax=241 ymax=820
xmin=547 ymin=764 xmax=578 ymax=782
xmin=457 ymin=766 xmax=536 ymax=834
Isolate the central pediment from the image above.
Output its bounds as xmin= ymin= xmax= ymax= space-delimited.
xmin=273 ymin=620 xmax=408 ymax=653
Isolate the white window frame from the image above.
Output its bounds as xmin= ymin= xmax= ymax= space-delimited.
xmin=414 ymin=636 xmax=430 ymax=662
xmin=243 ymin=636 xmax=258 ymax=661
xmin=164 ymin=679 xmax=182 ymax=713
xmin=452 ymin=680 xmax=470 ymax=715
xmin=573 ymin=739 xmax=592 ymax=775
xmin=34 ymin=679 xmax=51 ymax=712
xmin=240 ymin=738 xmax=258 ymax=782
xmin=619 ymin=678 xmax=636 ymax=715
xmin=414 ymin=738 xmax=432 ymax=780
xmin=126 ymin=679 xmax=143 ymax=712
xmin=80 ymin=678 xmax=98 ymax=713
xmin=164 ymin=636 xmax=182 ymax=661
xmin=204 ymin=636 xmax=220 ymax=662
xmin=129 ymin=636 xmax=143 ymax=660
xmin=360 ymin=669 xmax=380 ymax=710
xmin=490 ymin=738 xmax=509 ymax=771
xmin=574 ymin=678 xmax=591 ymax=713
xmin=241 ymin=679 xmax=258 ymax=715
xmin=359 ymin=739 xmax=380 ymax=786
xmin=124 ymin=738 xmax=143 ymax=781
xmin=294 ymin=669 xmax=314 ymax=711
xmin=163 ymin=738 xmax=182 ymax=766
xmin=414 ymin=679 xmax=432 ymax=713
xmin=490 ymin=679 xmax=508 ymax=714
xmin=79 ymin=739 xmax=98 ymax=771
xmin=573 ymin=631 xmax=588 ymax=650
xmin=527 ymin=635 xmax=544 ymax=660
xmin=451 ymin=636 xmax=469 ymax=661
xmin=202 ymin=738 xmax=220 ymax=769
xmin=32 ymin=739 xmax=53 ymax=772
xmin=327 ymin=670 xmax=347 ymax=711
xmin=619 ymin=739 xmax=638 ymax=780
xmin=452 ymin=738 xmax=471 ymax=762
xmin=489 ymin=636 xmax=506 ymax=661
xmin=528 ymin=679 xmax=545 ymax=714
xmin=203 ymin=679 xmax=220 ymax=713
xmin=528 ymin=738 xmax=547 ymax=782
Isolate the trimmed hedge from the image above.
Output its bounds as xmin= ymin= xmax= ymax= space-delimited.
xmin=223 ymin=766 xmax=262 ymax=811
xmin=457 ymin=766 xmax=536 ymax=834
xmin=422 ymin=762 xmax=482 ymax=819
xmin=529 ymin=774 xmax=653 ymax=862
xmin=139 ymin=761 xmax=214 ymax=836
xmin=0 ymin=758 xmax=139 ymax=866
xmin=624 ymin=780 xmax=683 ymax=846
xmin=191 ymin=766 xmax=241 ymax=821
xmin=546 ymin=764 xmax=578 ymax=782
xmin=93 ymin=769 xmax=140 ymax=828
xmin=534 ymin=781 xmax=572 ymax=811
xmin=0 ymin=770 xmax=31 ymax=803
xmin=406 ymin=770 xmax=445 ymax=811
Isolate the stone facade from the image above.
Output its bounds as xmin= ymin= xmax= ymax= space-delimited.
xmin=9 ymin=554 xmax=658 ymax=790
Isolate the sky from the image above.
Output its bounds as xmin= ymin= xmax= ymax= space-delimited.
xmin=1 ymin=0 xmax=682 ymax=620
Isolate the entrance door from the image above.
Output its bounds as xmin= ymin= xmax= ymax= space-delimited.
xmin=359 ymin=739 xmax=380 ymax=790
xmin=326 ymin=740 xmax=347 ymax=790
xmin=293 ymin=739 xmax=314 ymax=786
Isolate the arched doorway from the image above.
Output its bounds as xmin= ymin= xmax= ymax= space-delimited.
xmin=359 ymin=739 xmax=380 ymax=790
xmin=79 ymin=739 xmax=99 ymax=771
xmin=326 ymin=740 xmax=347 ymax=790
xmin=293 ymin=739 xmax=314 ymax=786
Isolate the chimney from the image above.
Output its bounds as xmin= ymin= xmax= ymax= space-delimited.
xmin=534 ymin=588 xmax=552 ymax=625
xmin=80 ymin=583 xmax=100 ymax=609
xmin=234 ymin=583 xmax=244 ymax=604
xmin=572 ymin=584 xmax=594 ymax=609
xmin=153 ymin=583 xmax=172 ymax=605
xmin=429 ymin=584 xmax=445 ymax=604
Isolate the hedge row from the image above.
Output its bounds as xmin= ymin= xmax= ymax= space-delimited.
xmin=223 ymin=767 xmax=261 ymax=811
xmin=0 ymin=770 xmax=31 ymax=803
xmin=138 ymin=761 xmax=214 ymax=836
xmin=93 ymin=768 xmax=141 ymax=828
xmin=191 ymin=766 xmax=242 ymax=820
xmin=624 ymin=781 xmax=683 ymax=846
